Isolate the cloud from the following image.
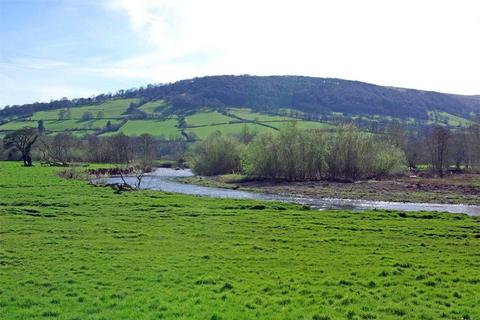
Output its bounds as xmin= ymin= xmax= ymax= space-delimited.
xmin=3 ymin=58 xmax=71 ymax=70
xmin=2 ymin=0 xmax=479 ymax=107
xmin=106 ymin=0 xmax=182 ymax=48
xmin=104 ymin=0 xmax=480 ymax=94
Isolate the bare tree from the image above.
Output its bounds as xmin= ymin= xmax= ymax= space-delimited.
xmin=38 ymin=133 xmax=74 ymax=166
xmin=108 ymin=133 xmax=132 ymax=164
xmin=425 ymin=126 xmax=450 ymax=177
xmin=3 ymin=128 xmax=38 ymax=166
xmin=465 ymin=124 xmax=480 ymax=171
xmin=449 ymin=130 xmax=467 ymax=171
xmin=136 ymin=134 xmax=156 ymax=169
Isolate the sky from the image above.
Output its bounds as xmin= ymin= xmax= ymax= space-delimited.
xmin=0 ymin=0 xmax=479 ymax=107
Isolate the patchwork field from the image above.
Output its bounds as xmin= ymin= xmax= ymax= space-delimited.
xmin=0 ymin=98 xmax=340 ymax=139
xmin=0 ymin=162 xmax=479 ymax=319
xmin=103 ymin=119 xmax=182 ymax=138
xmin=29 ymin=99 xmax=137 ymax=120
xmin=269 ymin=121 xmax=335 ymax=130
xmin=0 ymin=120 xmax=39 ymax=131
xmin=138 ymin=101 xmax=167 ymax=115
xmin=185 ymin=111 xmax=235 ymax=127
xmin=227 ymin=108 xmax=295 ymax=122
xmin=2 ymin=97 xmax=475 ymax=140
xmin=187 ymin=123 xmax=276 ymax=139
xmin=428 ymin=111 xmax=473 ymax=127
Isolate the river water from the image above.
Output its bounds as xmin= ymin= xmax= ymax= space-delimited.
xmin=93 ymin=168 xmax=480 ymax=216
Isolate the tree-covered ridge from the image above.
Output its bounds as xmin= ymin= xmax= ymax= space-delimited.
xmin=1 ymin=75 xmax=479 ymax=122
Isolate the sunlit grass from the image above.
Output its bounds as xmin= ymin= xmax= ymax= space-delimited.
xmin=185 ymin=111 xmax=235 ymax=126
xmin=0 ymin=162 xmax=478 ymax=319
xmin=29 ymin=99 xmax=137 ymax=120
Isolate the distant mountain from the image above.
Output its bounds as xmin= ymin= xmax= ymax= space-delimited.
xmin=2 ymin=75 xmax=479 ymax=122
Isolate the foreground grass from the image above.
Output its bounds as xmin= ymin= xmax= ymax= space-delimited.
xmin=0 ymin=162 xmax=479 ymax=319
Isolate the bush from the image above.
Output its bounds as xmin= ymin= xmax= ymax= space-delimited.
xmin=187 ymin=132 xmax=242 ymax=176
xmin=242 ymin=123 xmax=328 ymax=180
xmin=370 ymin=141 xmax=407 ymax=176
xmin=242 ymin=123 xmax=406 ymax=181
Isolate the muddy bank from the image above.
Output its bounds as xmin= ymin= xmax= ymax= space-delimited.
xmin=181 ymin=174 xmax=480 ymax=205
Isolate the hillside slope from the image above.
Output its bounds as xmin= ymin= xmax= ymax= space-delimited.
xmin=153 ymin=76 xmax=480 ymax=120
xmin=1 ymin=75 xmax=478 ymax=138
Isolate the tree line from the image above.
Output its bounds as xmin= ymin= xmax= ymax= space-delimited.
xmin=1 ymin=129 xmax=186 ymax=167
xmin=188 ymin=123 xmax=480 ymax=180
xmin=188 ymin=124 xmax=406 ymax=181
xmin=1 ymin=122 xmax=479 ymax=181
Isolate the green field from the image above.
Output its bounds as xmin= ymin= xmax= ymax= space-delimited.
xmin=1 ymin=98 xmax=476 ymax=140
xmin=0 ymin=162 xmax=479 ymax=319
xmin=187 ymin=123 xmax=276 ymax=139
xmin=45 ymin=119 xmax=121 ymax=131
xmin=138 ymin=100 xmax=167 ymax=115
xmin=228 ymin=108 xmax=295 ymax=122
xmin=30 ymin=99 xmax=137 ymax=120
xmin=111 ymin=119 xmax=182 ymax=138
xmin=185 ymin=111 xmax=235 ymax=126
xmin=0 ymin=120 xmax=38 ymax=131
xmin=269 ymin=120 xmax=335 ymax=130
xmin=428 ymin=111 xmax=473 ymax=127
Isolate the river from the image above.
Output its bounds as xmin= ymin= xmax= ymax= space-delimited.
xmin=93 ymin=168 xmax=480 ymax=216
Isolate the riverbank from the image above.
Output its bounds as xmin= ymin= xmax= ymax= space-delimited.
xmin=180 ymin=173 xmax=480 ymax=205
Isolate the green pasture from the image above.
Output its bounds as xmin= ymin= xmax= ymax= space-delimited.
xmin=0 ymin=162 xmax=478 ymax=319
xmin=139 ymin=101 xmax=167 ymax=115
xmin=227 ymin=108 xmax=295 ymax=122
xmin=187 ymin=123 xmax=276 ymax=139
xmin=185 ymin=111 xmax=235 ymax=127
xmin=29 ymin=99 xmax=137 ymax=120
xmin=111 ymin=119 xmax=182 ymax=138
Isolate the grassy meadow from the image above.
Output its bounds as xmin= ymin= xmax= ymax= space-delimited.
xmin=187 ymin=123 xmax=276 ymax=139
xmin=227 ymin=108 xmax=296 ymax=122
xmin=0 ymin=99 xmax=339 ymax=139
xmin=0 ymin=162 xmax=479 ymax=319
xmin=185 ymin=112 xmax=235 ymax=126
xmin=29 ymin=99 xmax=137 ymax=120
xmin=138 ymin=101 xmax=168 ymax=115
xmin=109 ymin=119 xmax=182 ymax=138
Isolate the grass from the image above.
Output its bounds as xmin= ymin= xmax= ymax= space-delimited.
xmin=269 ymin=121 xmax=335 ymax=130
xmin=0 ymin=119 xmax=120 ymax=136
xmin=0 ymin=162 xmax=479 ymax=319
xmin=43 ymin=119 xmax=121 ymax=132
xmin=187 ymin=123 xmax=276 ymax=139
xmin=228 ymin=108 xmax=295 ymax=122
xmin=0 ymin=120 xmax=38 ymax=131
xmin=138 ymin=100 xmax=167 ymax=115
xmin=1 ymin=103 xmax=477 ymax=142
xmin=428 ymin=111 xmax=473 ymax=127
xmin=112 ymin=119 xmax=182 ymax=138
xmin=29 ymin=99 xmax=137 ymax=120
xmin=185 ymin=111 xmax=235 ymax=127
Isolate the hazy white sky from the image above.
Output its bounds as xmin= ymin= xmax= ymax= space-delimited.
xmin=1 ymin=0 xmax=479 ymax=106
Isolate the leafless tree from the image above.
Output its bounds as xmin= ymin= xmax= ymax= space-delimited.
xmin=135 ymin=134 xmax=156 ymax=169
xmin=465 ymin=124 xmax=480 ymax=171
xmin=405 ymin=136 xmax=426 ymax=171
xmin=425 ymin=126 xmax=450 ymax=177
xmin=108 ymin=133 xmax=132 ymax=164
xmin=449 ymin=130 xmax=467 ymax=171
xmin=38 ymin=133 xmax=74 ymax=166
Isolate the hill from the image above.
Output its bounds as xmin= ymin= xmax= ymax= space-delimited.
xmin=1 ymin=75 xmax=479 ymax=139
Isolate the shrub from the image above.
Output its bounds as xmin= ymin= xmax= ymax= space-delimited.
xmin=187 ymin=131 xmax=242 ymax=176
xmin=242 ymin=123 xmax=405 ymax=181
